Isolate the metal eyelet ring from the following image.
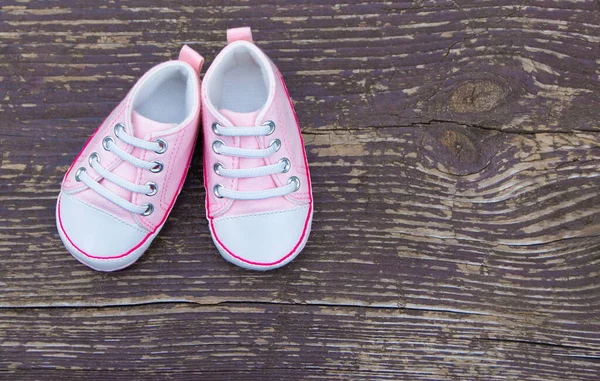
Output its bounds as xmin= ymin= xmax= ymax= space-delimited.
xmin=269 ymin=138 xmax=282 ymax=152
xmin=213 ymin=184 xmax=224 ymax=198
xmin=114 ymin=123 xmax=125 ymax=136
xmin=263 ymin=120 xmax=276 ymax=135
xmin=212 ymin=122 xmax=221 ymax=135
xmin=145 ymin=182 xmax=158 ymax=196
xmin=74 ymin=167 xmax=86 ymax=182
xmin=88 ymin=152 xmax=100 ymax=166
xmin=102 ymin=136 xmax=114 ymax=151
xmin=279 ymin=157 xmax=291 ymax=173
xmin=214 ymin=162 xmax=224 ymax=175
xmin=212 ymin=139 xmax=225 ymax=154
xmin=141 ymin=203 xmax=154 ymax=216
xmin=288 ymin=176 xmax=300 ymax=192
xmin=154 ymin=139 xmax=168 ymax=154
xmin=150 ymin=161 xmax=163 ymax=173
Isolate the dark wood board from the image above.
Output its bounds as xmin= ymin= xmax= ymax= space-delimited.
xmin=1 ymin=0 xmax=599 ymax=379
xmin=1 ymin=304 xmax=599 ymax=380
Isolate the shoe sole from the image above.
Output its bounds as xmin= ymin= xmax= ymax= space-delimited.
xmin=209 ymin=208 xmax=313 ymax=271
xmin=55 ymin=199 xmax=162 ymax=272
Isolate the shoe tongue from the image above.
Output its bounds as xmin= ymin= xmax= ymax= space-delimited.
xmin=219 ymin=109 xmax=261 ymax=127
xmin=131 ymin=111 xmax=177 ymax=137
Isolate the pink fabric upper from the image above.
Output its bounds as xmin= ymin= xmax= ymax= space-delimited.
xmin=227 ymin=27 xmax=253 ymax=44
xmin=202 ymin=31 xmax=312 ymax=220
xmin=61 ymin=47 xmax=203 ymax=233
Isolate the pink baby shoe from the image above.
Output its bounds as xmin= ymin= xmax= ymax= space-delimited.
xmin=56 ymin=46 xmax=204 ymax=271
xmin=201 ymin=27 xmax=313 ymax=270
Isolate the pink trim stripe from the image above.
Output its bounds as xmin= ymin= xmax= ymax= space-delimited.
xmin=277 ymin=67 xmax=314 ymax=196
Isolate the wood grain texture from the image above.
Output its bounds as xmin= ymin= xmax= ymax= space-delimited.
xmin=1 ymin=0 xmax=599 ymax=379
xmin=1 ymin=304 xmax=599 ymax=380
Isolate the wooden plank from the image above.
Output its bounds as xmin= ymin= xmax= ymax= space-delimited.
xmin=1 ymin=303 xmax=599 ymax=380
xmin=1 ymin=1 xmax=600 ymax=135
xmin=2 ymin=128 xmax=599 ymax=316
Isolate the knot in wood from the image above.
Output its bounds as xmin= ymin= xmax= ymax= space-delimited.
xmin=450 ymin=80 xmax=508 ymax=113
xmin=440 ymin=130 xmax=479 ymax=165
xmin=422 ymin=125 xmax=495 ymax=176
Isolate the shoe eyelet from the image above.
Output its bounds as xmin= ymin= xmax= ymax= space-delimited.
xmin=114 ymin=123 xmax=125 ymax=136
xmin=288 ymin=176 xmax=300 ymax=192
xmin=141 ymin=203 xmax=154 ymax=216
xmin=263 ymin=120 xmax=276 ymax=135
xmin=88 ymin=152 xmax=100 ymax=166
xmin=212 ymin=139 xmax=225 ymax=154
xmin=150 ymin=161 xmax=163 ymax=173
xmin=279 ymin=157 xmax=291 ymax=173
xmin=154 ymin=138 xmax=168 ymax=154
xmin=212 ymin=122 xmax=221 ymax=135
xmin=214 ymin=162 xmax=224 ymax=176
xmin=74 ymin=167 xmax=86 ymax=182
xmin=145 ymin=182 xmax=158 ymax=196
xmin=213 ymin=184 xmax=224 ymax=198
xmin=102 ymin=136 xmax=114 ymax=151
xmin=269 ymin=138 xmax=281 ymax=152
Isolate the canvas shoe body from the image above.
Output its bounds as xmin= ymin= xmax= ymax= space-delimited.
xmin=56 ymin=46 xmax=204 ymax=271
xmin=201 ymin=27 xmax=313 ymax=271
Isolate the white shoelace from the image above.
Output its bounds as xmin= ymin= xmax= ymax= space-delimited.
xmin=212 ymin=120 xmax=300 ymax=201
xmin=74 ymin=123 xmax=166 ymax=215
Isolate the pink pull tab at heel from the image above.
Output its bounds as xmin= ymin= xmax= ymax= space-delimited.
xmin=179 ymin=45 xmax=204 ymax=73
xmin=227 ymin=27 xmax=253 ymax=44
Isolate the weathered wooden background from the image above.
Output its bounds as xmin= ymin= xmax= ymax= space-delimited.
xmin=1 ymin=0 xmax=600 ymax=380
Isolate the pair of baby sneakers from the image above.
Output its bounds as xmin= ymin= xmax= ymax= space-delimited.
xmin=56 ymin=27 xmax=313 ymax=272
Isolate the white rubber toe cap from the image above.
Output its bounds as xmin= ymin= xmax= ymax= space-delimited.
xmin=56 ymin=192 xmax=154 ymax=271
xmin=210 ymin=204 xmax=312 ymax=270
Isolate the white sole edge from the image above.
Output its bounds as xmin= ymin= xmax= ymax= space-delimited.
xmin=56 ymin=204 xmax=162 ymax=272
xmin=209 ymin=209 xmax=313 ymax=271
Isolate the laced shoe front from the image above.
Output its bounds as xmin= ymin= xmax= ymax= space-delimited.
xmin=202 ymin=27 xmax=314 ymax=270
xmin=56 ymin=46 xmax=204 ymax=271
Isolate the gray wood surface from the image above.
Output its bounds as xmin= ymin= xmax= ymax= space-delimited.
xmin=1 ymin=0 xmax=599 ymax=380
